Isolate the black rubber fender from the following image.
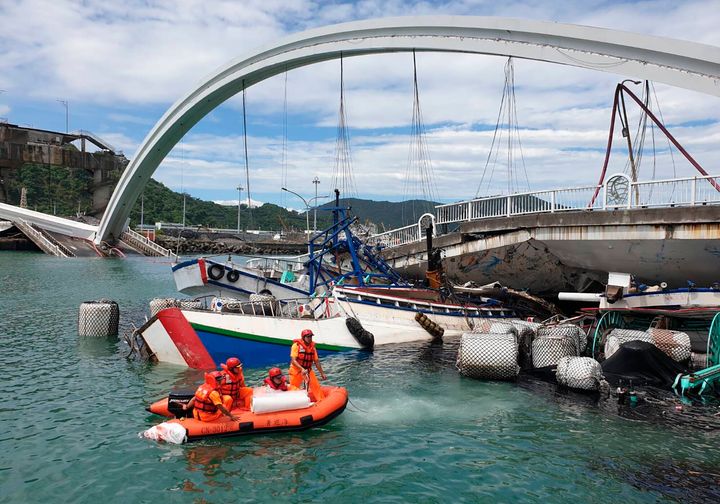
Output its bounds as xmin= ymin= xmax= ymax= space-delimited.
xmin=226 ymin=269 xmax=240 ymax=283
xmin=208 ymin=264 xmax=225 ymax=280
xmin=345 ymin=317 xmax=374 ymax=350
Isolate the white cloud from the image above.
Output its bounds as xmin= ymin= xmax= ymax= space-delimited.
xmin=1 ymin=0 xmax=718 ymax=210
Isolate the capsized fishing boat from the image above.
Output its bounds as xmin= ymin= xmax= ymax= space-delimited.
xmin=143 ymin=385 xmax=348 ymax=442
xmin=133 ymin=283 xmax=516 ymax=369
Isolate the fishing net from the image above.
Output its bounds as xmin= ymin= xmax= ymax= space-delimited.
xmin=556 ymin=356 xmax=605 ymax=391
xmin=456 ymin=332 xmax=519 ymax=380
xmin=78 ymin=300 xmax=120 ymax=337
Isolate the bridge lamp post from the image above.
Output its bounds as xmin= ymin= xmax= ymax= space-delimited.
xmin=281 ymin=187 xmax=311 ymax=238
xmin=312 ymin=176 xmax=320 ymax=232
xmin=56 ymin=99 xmax=69 ymax=133
xmin=236 ymin=185 xmax=244 ymax=234
xmin=309 ymin=194 xmax=329 ymax=233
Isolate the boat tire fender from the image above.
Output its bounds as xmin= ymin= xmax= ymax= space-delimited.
xmin=227 ymin=269 xmax=240 ymax=283
xmin=346 ymin=317 xmax=374 ymax=350
xmin=415 ymin=312 xmax=444 ymax=340
xmin=208 ymin=264 xmax=224 ymax=281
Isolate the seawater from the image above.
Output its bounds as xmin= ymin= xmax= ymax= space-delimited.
xmin=1 ymin=252 xmax=718 ymax=503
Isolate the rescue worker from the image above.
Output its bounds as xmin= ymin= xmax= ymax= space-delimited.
xmin=184 ymin=371 xmax=238 ymax=423
xmin=289 ymin=329 xmax=327 ymax=401
xmin=263 ymin=367 xmax=298 ymax=391
xmin=219 ymin=357 xmax=253 ymax=409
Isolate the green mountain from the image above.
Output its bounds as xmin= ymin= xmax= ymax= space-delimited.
xmin=7 ymin=163 xmax=437 ymax=232
xmin=127 ymin=182 xmax=438 ymax=232
xmin=127 ymin=179 xmax=333 ymax=232
xmin=322 ymin=198 xmax=438 ymax=230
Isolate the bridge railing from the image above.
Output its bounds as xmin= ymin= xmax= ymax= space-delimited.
xmin=375 ymin=174 xmax=720 ymax=249
xmin=632 ymin=175 xmax=720 ymax=207
xmin=437 ymin=184 xmax=603 ymax=225
xmin=367 ymin=222 xmax=421 ymax=248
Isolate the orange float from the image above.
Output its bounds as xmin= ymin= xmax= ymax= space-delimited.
xmin=147 ymin=386 xmax=348 ymax=441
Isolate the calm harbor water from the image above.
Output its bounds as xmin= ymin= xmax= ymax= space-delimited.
xmin=1 ymin=252 xmax=719 ymax=503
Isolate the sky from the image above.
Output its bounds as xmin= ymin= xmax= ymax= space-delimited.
xmin=1 ymin=0 xmax=719 ymax=212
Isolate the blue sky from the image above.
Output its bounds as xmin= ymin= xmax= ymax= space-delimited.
xmin=1 ymin=0 xmax=719 ymax=210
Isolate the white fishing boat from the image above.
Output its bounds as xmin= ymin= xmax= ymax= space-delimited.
xmin=172 ymin=255 xmax=311 ymax=300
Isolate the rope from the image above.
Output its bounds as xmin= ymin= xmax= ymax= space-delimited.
xmin=402 ymin=49 xmax=438 ymax=225
xmin=475 ymin=58 xmax=530 ymax=198
xmin=331 ymin=53 xmax=358 ymax=197
xmin=347 ymin=396 xmax=368 ymax=413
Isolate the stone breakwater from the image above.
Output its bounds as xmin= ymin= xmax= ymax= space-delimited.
xmin=154 ymin=235 xmax=307 ymax=255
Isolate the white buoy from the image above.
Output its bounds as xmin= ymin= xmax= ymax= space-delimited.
xmin=78 ymin=299 xmax=119 ymax=337
xmin=538 ymin=324 xmax=587 ymax=354
xmin=556 ymin=356 xmax=605 ymax=391
xmin=149 ymin=298 xmax=177 ymax=317
xmin=531 ymin=334 xmax=578 ymax=368
xmin=456 ymin=332 xmax=519 ymax=380
xmin=604 ymin=329 xmax=651 ymax=359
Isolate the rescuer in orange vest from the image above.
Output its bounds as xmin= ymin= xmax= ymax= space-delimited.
xmin=263 ymin=367 xmax=299 ymax=391
xmin=219 ymin=357 xmax=253 ymax=409
xmin=184 ymin=371 xmax=238 ymax=422
xmin=289 ymin=329 xmax=327 ymax=401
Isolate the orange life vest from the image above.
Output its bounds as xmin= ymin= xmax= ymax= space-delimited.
xmin=218 ymin=370 xmax=245 ymax=399
xmin=264 ymin=376 xmax=289 ymax=391
xmin=293 ymin=338 xmax=316 ymax=369
xmin=193 ymin=383 xmax=219 ymax=413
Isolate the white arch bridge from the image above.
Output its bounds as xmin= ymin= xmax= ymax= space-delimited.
xmin=1 ymin=15 xmax=719 ymax=248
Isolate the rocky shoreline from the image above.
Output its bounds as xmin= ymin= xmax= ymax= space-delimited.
xmin=154 ymin=235 xmax=308 ymax=256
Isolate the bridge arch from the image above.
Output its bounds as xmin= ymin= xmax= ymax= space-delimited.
xmin=97 ymin=15 xmax=720 ymax=243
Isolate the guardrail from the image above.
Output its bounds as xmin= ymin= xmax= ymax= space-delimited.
xmin=370 ymin=173 xmax=720 ymax=249
xmin=14 ymin=219 xmax=74 ymax=257
xmin=121 ymin=228 xmax=177 ymax=260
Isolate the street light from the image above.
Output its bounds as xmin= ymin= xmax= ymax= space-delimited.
xmin=56 ymin=99 xmax=69 ymax=133
xmin=236 ymin=185 xmax=244 ymax=233
xmin=309 ymin=194 xmax=329 ymax=233
xmin=281 ymin=187 xmax=310 ymax=238
xmin=312 ymin=176 xmax=320 ymax=232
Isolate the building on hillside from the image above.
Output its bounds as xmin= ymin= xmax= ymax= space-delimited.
xmin=0 ymin=122 xmax=128 ymax=215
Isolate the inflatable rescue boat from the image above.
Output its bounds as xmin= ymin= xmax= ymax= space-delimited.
xmin=145 ymin=386 xmax=348 ymax=442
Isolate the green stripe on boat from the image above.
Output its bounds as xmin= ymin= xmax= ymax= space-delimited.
xmin=190 ymin=322 xmax=355 ymax=352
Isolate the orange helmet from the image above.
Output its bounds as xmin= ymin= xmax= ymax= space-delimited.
xmin=207 ymin=371 xmax=224 ymax=387
xmin=268 ymin=367 xmax=283 ymax=378
xmin=226 ymin=357 xmax=241 ymax=369
xmin=301 ymin=329 xmax=314 ymax=338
